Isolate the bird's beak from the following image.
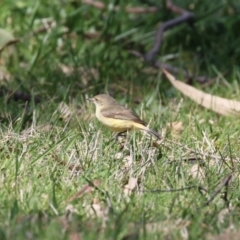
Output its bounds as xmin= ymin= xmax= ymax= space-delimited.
xmin=86 ymin=98 xmax=93 ymax=101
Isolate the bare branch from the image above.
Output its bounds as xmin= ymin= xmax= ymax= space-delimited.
xmin=203 ymin=173 xmax=232 ymax=206
xmin=130 ymin=50 xmax=210 ymax=84
xmin=144 ymin=4 xmax=195 ymax=62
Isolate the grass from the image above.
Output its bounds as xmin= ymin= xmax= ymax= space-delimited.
xmin=1 ymin=0 xmax=240 ymax=239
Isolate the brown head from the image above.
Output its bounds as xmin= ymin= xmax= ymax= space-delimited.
xmin=88 ymin=94 xmax=118 ymax=109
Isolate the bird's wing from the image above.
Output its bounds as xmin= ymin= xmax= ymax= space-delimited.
xmin=101 ymin=106 xmax=146 ymax=125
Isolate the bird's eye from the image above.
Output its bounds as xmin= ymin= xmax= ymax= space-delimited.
xmin=95 ymin=98 xmax=98 ymax=102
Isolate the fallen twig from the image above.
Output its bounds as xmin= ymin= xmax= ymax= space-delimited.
xmin=203 ymin=173 xmax=232 ymax=207
xmin=163 ymin=139 xmax=226 ymax=162
xmin=144 ymin=185 xmax=208 ymax=193
xmin=67 ymin=179 xmax=101 ymax=202
xmin=0 ymin=39 xmax=20 ymax=53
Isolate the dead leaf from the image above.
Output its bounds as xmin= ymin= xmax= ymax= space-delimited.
xmin=115 ymin=152 xmax=123 ymax=160
xmin=162 ymin=68 xmax=240 ymax=116
xmin=56 ymin=102 xmax=73 ymax=121
xmin=0 ymin=68 xmax=11 ymax=81
xmin=59 ymin=64 xmax=99 ymax=86
xmin=59 ymin=64 xmax=74 ymax=76
xmin=218 ymin=208 xmax=231 ymax=224
xmin=67 ymin=180 xmax=101 ymax=202
xmin=123 ymin=155 xmax=133 ymax=169
xmin=85 ymin=198 xmax=109 ymax=227
xmin=58 ymin=207 xmax=82 ymax=240
xmin=69 ymin=233 xmax=82 ymax=240
xmin=166 ymin=121 xmax=183 ymax=134
xmin=91 ymin=199 xmax=105 ymax=218
xmin=124 ymin=177 xmax=138 ymax=196
xmin=0 ymin=28 xmax=19 ymax=53
xmin=0 ymin=28 xmax=18 ymax=81
xmin=65 ymin=204 xmax=79 ymax=215
xmin=188 ymin=164 xmax=205 ymax=182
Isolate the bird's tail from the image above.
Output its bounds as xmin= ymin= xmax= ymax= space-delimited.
xmin=146 ymin=128 xmax=161 ymax=139
xmin=132 ymin=122 xmax=161 ymax=139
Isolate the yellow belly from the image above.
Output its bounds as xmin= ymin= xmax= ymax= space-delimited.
xmin=96 ymin=110 xmax=145 ymax=133
xmin=99 ymin=117 xmax=134 ymax=132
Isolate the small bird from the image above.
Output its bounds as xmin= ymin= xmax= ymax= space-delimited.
xmin=88 ymin=94 xmax=161 ymax=139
